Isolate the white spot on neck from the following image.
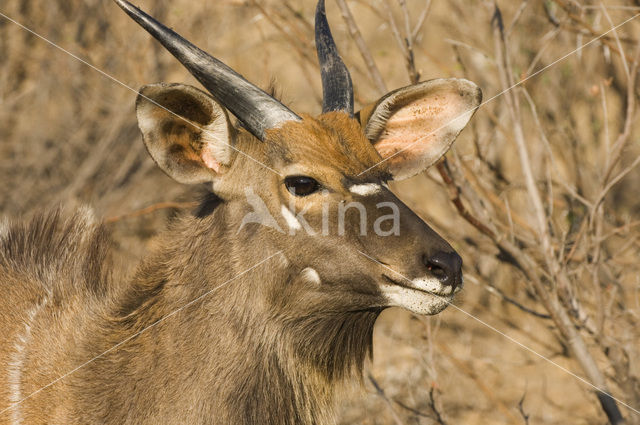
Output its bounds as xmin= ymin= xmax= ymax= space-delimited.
xmin=281 ymin=205 xmax=301 ymax=230
xmin=349 ymin=183 xmax=382 ymax=196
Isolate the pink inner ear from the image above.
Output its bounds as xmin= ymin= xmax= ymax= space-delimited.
xmin=202 ymin=149 xmax=222 ymax=173
xmin=373 ymin=91 xmax=474 ymax=179
xmin=375 ymin=96 xmax=449 ymax=161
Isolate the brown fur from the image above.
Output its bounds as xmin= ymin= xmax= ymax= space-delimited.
xmin=0 ymin=204 xmax=382 ymax=425
xmin=0 ymin=78 xmax=474 ymax=423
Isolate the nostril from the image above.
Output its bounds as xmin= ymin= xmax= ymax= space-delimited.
xmin=425 ymin=260 xmax=447 ymax=281
xmin=423 ymin=251 xmax=463 ymax=288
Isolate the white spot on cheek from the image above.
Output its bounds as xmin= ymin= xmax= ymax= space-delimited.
xmin=301 ymin=267 xmax=321 ymax=284
xmin=349 ymin=183 xmax=382 ymax=196
xmin=281 ymin=205 xmax=301 ymax=230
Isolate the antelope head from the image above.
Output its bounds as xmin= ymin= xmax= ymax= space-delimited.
xmin=115 ymin=0 xmax=481 ymax=317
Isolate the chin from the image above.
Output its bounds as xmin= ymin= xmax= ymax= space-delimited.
xmin=381 ymin=283 xmax=456 ymax=315
xmin=402 ymin=294 xmax=453 ymax=315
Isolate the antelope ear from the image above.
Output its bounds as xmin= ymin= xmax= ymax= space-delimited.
xmin=358 ymin=79 xmax=481 ymax=180
xmin=136 ymin=83 xmax=234 ymax=184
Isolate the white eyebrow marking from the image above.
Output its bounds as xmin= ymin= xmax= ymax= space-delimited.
xmin=349 ymin=183 xmax=382 ymax=196
xmin=281 ymin=205 xmax=302 ymax=230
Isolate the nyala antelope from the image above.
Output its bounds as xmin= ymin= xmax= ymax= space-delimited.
xmin=0 ymin=0 xmax=481 ymax=424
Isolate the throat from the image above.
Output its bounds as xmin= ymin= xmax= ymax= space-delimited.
xmin=225 ymin=309 xmax=381 ymax=425
xmin=288 ymin=309 xmax=382 ymax=381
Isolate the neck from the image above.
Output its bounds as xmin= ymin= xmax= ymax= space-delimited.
xmin=226 ymin=311 xmax=380 ymax=425
xmin=94 ymin=208 xmax=380 ymax=425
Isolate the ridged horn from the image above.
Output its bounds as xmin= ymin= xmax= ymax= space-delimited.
xmin=315 ymin=0 xmax=354 ymax=117
xmin=113 ymin=0 xmax=301 ymax=140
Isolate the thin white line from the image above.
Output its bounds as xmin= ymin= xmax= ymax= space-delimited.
xmin=584 ymin=5 xmax=640 ymax=11
xmin=357 ymin=249 xmax=640 ymax=416
xmin=0 ymin=11 xmax=283 ymax=177
xmin=358 ymin=12 xmax=640 ymax=176
xmin=0 ymin=250 xmax=283 ymax=416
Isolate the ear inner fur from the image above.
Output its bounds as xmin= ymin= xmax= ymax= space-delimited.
xmin=136 ymin=83 xmax=233 ymax=184
xmin=360 ymin=78 xmax=482 ymax=180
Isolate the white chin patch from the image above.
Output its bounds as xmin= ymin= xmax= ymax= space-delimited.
xmin=381 ymin=277 xmax=455 ymax=315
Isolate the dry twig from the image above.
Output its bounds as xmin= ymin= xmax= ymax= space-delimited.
xmin=335 ymin=0 xmax=388 ymax=95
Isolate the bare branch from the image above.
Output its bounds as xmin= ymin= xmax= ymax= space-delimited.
xmin=603 ymin=40 xmax=640 ymax=183
xmin=506 ymin=0 xmax=530 ymax=37
xmin=467 ymin=274 xmax=552 ymax=320
xmin=411 ymin=0 xmax=432 ymax=41
xmin=493 ymin=6 xmax=555 ymax=265
xmin=518 ymin=391 xmax=530 ymax=425
xmin=552 ymin=0 xmax=635 ymax=61
xmin=367 ymin=374 xmax=406 ymax=425
xmin=335 ymin=0 xmax=388 ymax=95
xmin=600 ymin=4 xmax=631 ymax=82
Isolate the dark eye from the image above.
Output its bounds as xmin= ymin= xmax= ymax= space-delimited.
xmin=284 ymin=176 xmax=320 ymax=197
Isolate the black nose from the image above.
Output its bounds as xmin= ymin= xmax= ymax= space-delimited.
xmin=424 ymin=251 xmax=463 ymax=289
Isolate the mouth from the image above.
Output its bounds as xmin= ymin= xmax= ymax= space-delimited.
xmin=382 ymin=274 xmax=455 ymax=298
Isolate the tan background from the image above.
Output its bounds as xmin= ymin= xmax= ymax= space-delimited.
xmin=1 ymin=0 xmax=639 ymax=424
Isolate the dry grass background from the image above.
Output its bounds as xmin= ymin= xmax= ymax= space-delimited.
xmin=1 ymin=0 xmax=640 ymax=424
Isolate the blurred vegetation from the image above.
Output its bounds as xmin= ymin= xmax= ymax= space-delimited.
xmin=1 ymin=0 xmax=639 ymax=424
